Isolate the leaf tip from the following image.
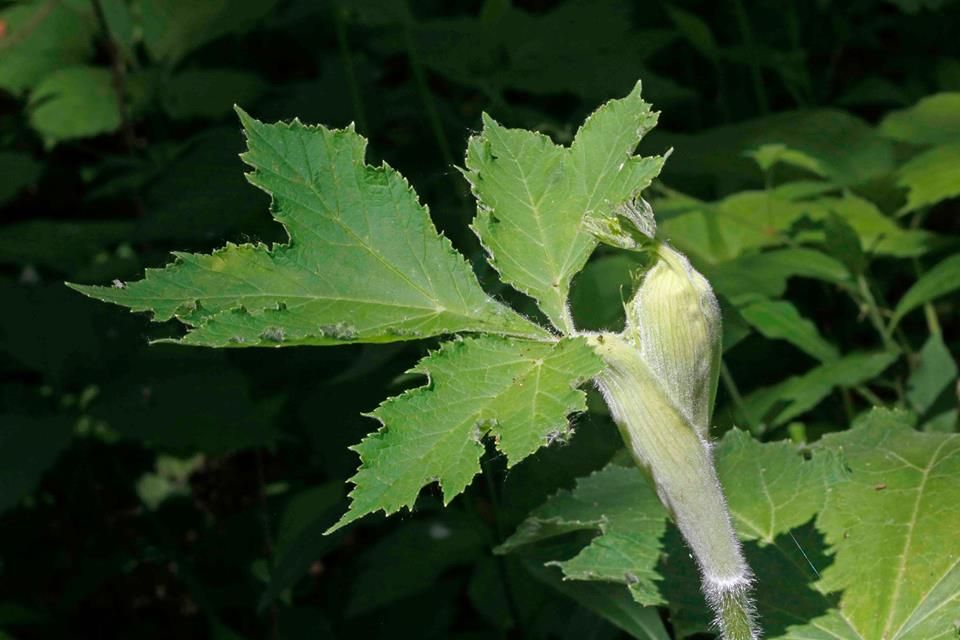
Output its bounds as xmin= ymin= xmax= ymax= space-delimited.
xmin=234 ymin=105 xmax=260 ymax=132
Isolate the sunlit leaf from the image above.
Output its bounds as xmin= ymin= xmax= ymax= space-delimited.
xmin=331 ymin=335 xmax=602 ymax=531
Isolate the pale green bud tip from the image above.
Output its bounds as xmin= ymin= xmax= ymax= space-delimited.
xmin=625 ymin=242 xmax=721 ymax=437
xmin=583 ymin=197 xmax=657 ymax=251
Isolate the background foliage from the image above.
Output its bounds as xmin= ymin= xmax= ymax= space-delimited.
xmin=1 ymin=0 xmax=959 ymax=638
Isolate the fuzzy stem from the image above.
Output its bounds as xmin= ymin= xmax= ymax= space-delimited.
xmin=590 ymin=333 xmax=759 ymax=640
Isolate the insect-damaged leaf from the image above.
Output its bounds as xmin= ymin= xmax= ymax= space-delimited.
xmin=71 ymin=110 xmax=547 ymax=346
xmin=329 ymin=335 xmax=603 ymax=532
xmin=464 ymin=81 xmax=664 ymax=331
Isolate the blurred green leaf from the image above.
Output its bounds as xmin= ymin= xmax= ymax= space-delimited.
xmin=739 ymin=297 xmax=839 ymax=362
xmin=89 ymin=360 xmax=283 ymax=453
xmin=821 ymin=193 xmax=935 ymax=258
xmin=0 ymin=220 xmax=135 ymax=273
xmin=896 ymin=143 xmax=960 ymax=212
xmin=745 ymin=143 xmax=826 ymax=177
xmin=742 ymin=350 xmax=900 ymax=429
xmin=161 ymin=69 xmax=266 ymax=121
xmin=0 ymin=414 xmax=73 ymax=514
xmin=907 ymin=333 xmax=958 ymax=415
xmin=521 ymin=559 xmax=671 ymax=640
xmin=879 ymin=93 xmax=960 ymax=145
xmin=140 ymin=0 xmax=279 ymax=64
xmin=259 ymin=483 xmax=345 ymax=611
xmin=665 ymin=5 xmax=718 ymax=60
xmin=0 ymin=152 xmax=42 ymax=206
xmin=409 ymin=0 xmax=685 ymax=104
xmin=135 ymin=453 xmax=204 ymax=510
xmin=891 ymin=253 xmax=960 ymax=328
xmin=28 ymin=66 xmax=121 ymax=147
xmin=571 ymin=254 xmax=644 ymax=331
xmin=349 ymin=513 xmax=487 ymax=614
xmin=705 ymin=247 xmax=849 ymax=303
xmin=651 ymin=110 xmax=894 ymax=187
xmin=0 ymin=0 xmax=95 ymax=95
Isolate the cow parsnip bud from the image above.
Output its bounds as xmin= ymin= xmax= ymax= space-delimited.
xmin=624 ymin=242 xmax=721 ymax=438
xmin=586 ymin=240 xmax=758 ymax=640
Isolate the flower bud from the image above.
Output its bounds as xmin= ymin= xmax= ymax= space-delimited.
xmin=624 ymin=242 xmax=721 ymax=439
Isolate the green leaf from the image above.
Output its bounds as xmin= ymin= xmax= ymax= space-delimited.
xmin=0 ymin=220 xmax=134 ymax=273
xmin=665 ymin=5 xmax=719 ymax=60
xmin=136 ymin=128 xmax=271 ymax=242
xmin=661 ymin=430 xmax=842 ymax=638
xmin=652 ymin=109 xmax=894 ymax=187
xmin=464 ymin=81 xmax=663 ymax=331
xmin=891 ymin=253 xmax=960 ymax=328
xmin=499 ymin=430 xmax=833 ymax=615
xmin=259 ymin=483 xmax=345 ymax=611
xmin=521 ymin=559 xmax=671 ymax=640
xmin=0 ymin=0 xmax=95 ymax=95
xmin=406 ymin=1 xmax=686 ymax=104
xmin=738 ymin=298 xmax=839 ymax=363
xmin=658 ymin=190 xmax=931 ymax=264
xmin=348 ymin=513 xmax=486 ymax=614
xmin=72 ymin=111 xmax=547 ymax=346
xmin=823 ymin=193 xmax=934 ymax=258
xmin=135 ymin=454 xmax=204 ymax=510
xmin=745 ymin=143 xmax=826 ymax=177
xmin=907 ymin=333 xmax=958 ymax=415
xmin=330 ymin=335 xmax=603 ymax=531
xmin=28 ymin=66 xmax=122 ymax=147
xmin=140 ymin=0 xmax=279 ymax=64
xmin=503 ymin=414 xmax=960 ymax=639
xmin=89 ymin=360 xmax=282 ymax=454
xmin=499 ymin=462 xmax=669 ymax=605
xmin=705 ymin=247 xmax=849 ymax=303
xmin=715 ymin=430 xmax=834 ymax=543
xmin=896 ymin=143 xmax=960 ymax=212
xmin=161 ymin=69 xmax=266 ymax=121
xmin=804 ymin=409 xmax=960 ymax=640
xmin=0 ymin=415 xmax=74 ymax=514
xmin=742 ymin=350 xmax=900 ymax=429
xmin=0 ymin=152 xmax=42 ymax=206
xmin=879 ymin=93 xmax=960 ymax=145
xmin=570 ymin=254 xmax=645 ymax=331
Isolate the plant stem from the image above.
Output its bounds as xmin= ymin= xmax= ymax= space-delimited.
xmin=720 ymin=360 xmax=757 ymax=434
xmin=591 ymin=334 xmax=759 ymax=640
xmin=90 ymin=0 xmax=138 ymax=152
xmin=856 ymin=274 xmax=896 ymax=351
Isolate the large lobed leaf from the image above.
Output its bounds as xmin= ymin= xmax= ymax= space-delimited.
xmin=502 ymin=410 xmax=960 ymax=639
xmin=464 ymin=81 xmax=664 ymax=331
xmin=498 ymin=460 xmax=669 ymax=605
xmin=330 ymin=335 xmax=603 ymax=531
xmin=72 ymin=110 xmax=547 ymax=346
xmin=809 ymin=410 xmax=960 ymax=640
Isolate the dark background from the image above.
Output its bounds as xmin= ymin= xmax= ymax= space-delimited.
xmin=1 ymin=0 xmax=958 ymax=638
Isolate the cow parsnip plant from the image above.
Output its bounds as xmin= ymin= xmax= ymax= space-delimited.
xmin=71 ymin=83 xmax=960 ymax=640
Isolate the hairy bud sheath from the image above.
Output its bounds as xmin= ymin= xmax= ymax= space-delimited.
xmin=588 ymin=242 xmax=759 ymax=640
